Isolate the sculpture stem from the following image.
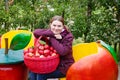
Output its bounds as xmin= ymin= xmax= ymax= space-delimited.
xmin=5 ymin=38 xmax=8 ymax=55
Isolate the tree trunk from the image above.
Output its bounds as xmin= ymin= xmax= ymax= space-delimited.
xmin=85 ymin=0 xmax=92 ymax=42
xmin=114 ymin=0 xmax=120 ymax=21
xmin=62 ymin=9 xmax=65 ymax=18
xmin=5 ymin=0 xmax=9 ymax=12
xmin=118 ymin=43 xmax=120 ymax=61
xmin=114 ymin=43 xmax=117 ymax=53
xmin=5 ymin=0 xmax=9 ymax=31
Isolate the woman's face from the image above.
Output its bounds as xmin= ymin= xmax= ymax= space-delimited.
xmin=50 ymin=20 xmax=64 ymax=34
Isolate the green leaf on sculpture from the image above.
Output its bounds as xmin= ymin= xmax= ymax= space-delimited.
xmin=100 ymin=40 xmax=118 ymax=64
xmin=10 ymin=33 xmax=32 ymax=50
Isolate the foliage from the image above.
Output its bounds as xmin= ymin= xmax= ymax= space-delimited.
xmin=0 ymin=0 xmax=120 ymax=60
xmin=86 ymin=6 xmax=117 ymax=43
xmin=73 ymin=37 xmax=84 ymax=45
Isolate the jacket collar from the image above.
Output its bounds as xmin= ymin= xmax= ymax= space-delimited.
xmin=60 ymin=29 xmax=69 ymax=38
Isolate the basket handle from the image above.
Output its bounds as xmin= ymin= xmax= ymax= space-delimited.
xmin=34 ymin=36 xmax=49 ymax=53
xmin=35 ymin=36 xmax=49 ymax=46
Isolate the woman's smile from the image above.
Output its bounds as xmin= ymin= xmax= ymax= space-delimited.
xmin=50 ymin=20 xmax=64 ymax=34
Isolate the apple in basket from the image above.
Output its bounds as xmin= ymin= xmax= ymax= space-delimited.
xmin=24 ymin=44 xmax=57 ymax=58
xmin=39 ymin=55 xmax=45 ymax=58
xmin=44 ymin=44 xmax=49 ymax=49
xmin=24 ymin=48 xmax=34 ymax=57
xmin=51 ymin=52 xmax=57 ymax=56
xmin=38 ymin=50 xmax=44 ymax=55
xmin=24 ymin=52 xmax=34 ymax=57
xmin=38 ymin=45 xmax=44 ymax=50
xmin=43 ymin=49 xmax=50 ymax=57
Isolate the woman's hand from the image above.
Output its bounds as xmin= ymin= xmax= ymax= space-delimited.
xmin=54 ymin=34 xmax=62 ymax=39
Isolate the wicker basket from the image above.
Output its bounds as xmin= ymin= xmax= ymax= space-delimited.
xmin=24 ymin=54 xmax=59 ymax=74
xmin=24 ymin=36 xmax=60 ymax=74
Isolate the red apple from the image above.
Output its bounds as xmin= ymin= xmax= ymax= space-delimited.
xmin=51 ymin=53 xmax=56 ymax=56
xmin=38 ymin=50 xmax=44 ymax=55
xmin=38 ymin=45 xmax=44 ymax=50
xmin=53 ymin=49 xmax=57 ymax=53
xmin=43 ymin=49 xmax=50 ymax=57
xmin=39 ymin=55 xmax=45 ymax=58
xmin=24 ymin=49 xmax=29 ymax=54
xmin=27 ymin=52 xmax=34 ymax=57
xmin=28 ymin=48 xmax=34 ymax=53
xmin=44 ymin=44 xmax=49 ymax=49
xmin=49 ymin=51 xmax=53 ymax=55
xmin=50 ymin=47 xmax=54 ymax=51
xmin=35 ymin=53 xmax=40 ymax=57
xmin=47 ymin=55 xmax=51 ymax=58
xmin=44 ymin=49 xmax=50 ymax=54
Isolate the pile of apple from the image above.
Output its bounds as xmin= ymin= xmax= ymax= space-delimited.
xmin=24 ymin=43 xmax=57 ymax=58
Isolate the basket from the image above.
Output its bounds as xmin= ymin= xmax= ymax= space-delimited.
xmin=24 ymin=54 xmax=59 ymax=74
xmin=24 ymin=36 xmax=60 ymax=74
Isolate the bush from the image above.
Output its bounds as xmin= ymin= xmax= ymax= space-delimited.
xmin=73 ymin=37 xmax=84 ymax=45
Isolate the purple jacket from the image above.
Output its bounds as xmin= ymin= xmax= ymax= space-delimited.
xmin=33 ymin=29 xmax=75 ymax=75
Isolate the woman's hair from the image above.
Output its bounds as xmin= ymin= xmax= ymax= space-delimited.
xmin=49 ymin=15 xmax=71 ymax=32
xmin=49 ymin=15 xmax=64 ymax=25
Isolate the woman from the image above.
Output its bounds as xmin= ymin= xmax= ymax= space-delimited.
xmin=30 ymin=15 xmax=75 ymax=80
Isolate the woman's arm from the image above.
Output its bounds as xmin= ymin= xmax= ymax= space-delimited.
xmin=33 ymin=29 xmax=54 ymax=38
xmin=50 ymin=33 xmax=73 ymax=56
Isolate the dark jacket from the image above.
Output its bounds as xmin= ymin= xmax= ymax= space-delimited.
xmin=33 ymin=29 xmax=75 ymax=75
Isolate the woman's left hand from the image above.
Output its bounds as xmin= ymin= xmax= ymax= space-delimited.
xmin=54 ymin=34 xmax=62 ymax=39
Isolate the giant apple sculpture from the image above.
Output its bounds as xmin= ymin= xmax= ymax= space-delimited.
xmin=0 ymin=30 xmax=34 ymax=80
xmin=66 ymin=41 xmax=118 ymax=80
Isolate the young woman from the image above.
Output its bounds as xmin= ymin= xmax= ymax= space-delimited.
xmin=30 ymin=15 xmax=75 ymax=80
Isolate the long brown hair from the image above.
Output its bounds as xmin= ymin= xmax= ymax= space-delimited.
xmin=49 ymin=15 xmax=71 ymax=32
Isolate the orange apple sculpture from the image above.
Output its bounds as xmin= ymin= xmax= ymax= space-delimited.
xmin=66 ymin=41 xmax=118 ymax=80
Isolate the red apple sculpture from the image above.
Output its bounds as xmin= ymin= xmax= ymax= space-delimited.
xmin=66 ymin=41 xmax=118 ymax=80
